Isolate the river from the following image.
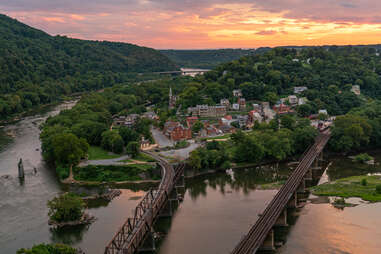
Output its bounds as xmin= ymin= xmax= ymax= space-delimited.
xmin=0 ymin=102 xmax=146 ymax=253
xmin=2 ymin=103 xmax=381 ymax=253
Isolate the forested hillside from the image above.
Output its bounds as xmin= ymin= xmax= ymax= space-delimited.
xmin=182 ymin=46 xmax=381 ymax=116
xmin=0 ymin=14 xmax=177 ymax=120
xmin=160 ymin=49 xmax=257 ymax=68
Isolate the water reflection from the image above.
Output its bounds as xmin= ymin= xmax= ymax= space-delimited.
xmin=186 ymin=164 xmax=291 ymax=200
xmin=50 ymin=225 xmax=89 ymax=245
xmin=157 ymin=165 xmax=291 ymax=254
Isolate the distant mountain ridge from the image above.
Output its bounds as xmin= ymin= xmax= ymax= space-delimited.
xmin=0 ymin=14 xmax=177 ymax=119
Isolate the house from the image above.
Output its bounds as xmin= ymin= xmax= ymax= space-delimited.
xmin=140 ymin=137 xmax=151 ymax=150
xmin=298 ymin=97 xmax=307 ymax=105
xmin=273 ymin=104 xmax=293 ymax=115
xmin=248 ymin=110 xmax=263 ymax=124
xmin=253 ymin=104 xmax=262 ymax=113
xmin=163 ymin=121 xmax=192 ymax=141
xmin=233 ymin=89 xmax=242 ymax=97
xmin=351 ymin=85 xmax=361 ymax=95
xmin=113 ymin=114 xmax=139 ymax=128
xmin=220 ymin=99 xmax=230 ymax=108
xmin=238 ymin=98 xmax=246 ymax=110
xmin=232 ymin=103 xmax=240 ymax=111
xmin=142 ymin=111 xmax=158 ymax=120
xmin=219 ymin=124 xmax=236 ymax=134
xmin=261 ymin=102 xmax=270 ymax=110
xmin=219 ymin=115 xmax=234 ymax=126
xmin=294 ymin=86 xmax=308 ymax=94
xmin=186 ymin=116 xmax=199 ymax=128
xmin=288 ymin=95 xmax=298 ymax=105
xmin=237 ymin=115 xmax=249 ymax=128
xmin=318 ymin=109 xmax=328 ymax=115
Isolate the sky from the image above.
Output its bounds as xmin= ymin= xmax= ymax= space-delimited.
xmin=2 ymin=0 xmax=381 ymax=49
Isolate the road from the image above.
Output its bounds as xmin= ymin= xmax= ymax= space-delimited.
xmin=151 ymin=127 xmax=174 ymax=147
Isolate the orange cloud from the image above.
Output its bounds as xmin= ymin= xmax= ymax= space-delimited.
xmin=3 ymin=1 xmax=381 ymax=49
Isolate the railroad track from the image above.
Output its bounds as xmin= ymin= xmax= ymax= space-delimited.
xmin=232 ymin=130 xmax=331 ymax=254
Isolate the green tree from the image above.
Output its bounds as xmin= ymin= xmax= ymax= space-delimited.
xmin=119 ymin=127 xmax=140 ymax=144
xmin=126 ymin=141 xmax=140 ymax=158
xmin=101 ymin=130 xmax=124 ymax=154
xmin=52 ymin=133 xmax=89 ymax=166
xmin=192 ymin=121 xmax=204 ymax=134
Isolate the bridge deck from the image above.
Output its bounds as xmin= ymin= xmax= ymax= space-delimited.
xmin=231 ymin=130 xmax=331 ymax=254
xmin=104 ymin=152 xmax=184 ymax=254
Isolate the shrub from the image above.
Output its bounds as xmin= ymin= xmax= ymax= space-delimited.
xmin=376 ymin=184 xmax=381 ymax=194
xmin=354 ymin=153 xmax=373 ymax=163
xmin=17 ymin=243 xmax=77 ymax=254
xmin=361 ymin=178 xmax=367 ymax=186
xmin=56 ymin=166 xmax=69 ymax=180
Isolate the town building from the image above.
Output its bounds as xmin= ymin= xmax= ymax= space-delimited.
xmin=169 ymin=87 xmax=177 ymax=109
xmin=142 ymin=111 xmax=158 ymax=120
xmin=273 ymin=104 xmax=293 ymax=115
xmin=163 ymin=121 xmax=192 ymax=141
xmin=238 ymin=98 xmax=246 ymax=110
xmin=231 ymin=103 xmax=240 ymax=111
xmin=351 ymin=85 xmax=361 ymax=95
xmin=187 ymin=105 xmax=227 ymax=117
xmin=294 ymin=86 xmax=308 ymax=94
xmin=140 ymin=137 xmax=151 ymax=150
xmin=288 ymin=95 xmax=298 ymax=105
xmin=220 ymin=99 xmax=230 ymax=108
xmin=219 ymin=115 xmax=234 ymax=126
xmin=248 ymin=110 xmax=263 ymax=124
xmin=186 ymin=116 xmax=199 ymax=128
xmin=113 ymin=114 xmax=139 ymax=128
xmin=253 ymin=104 xmax=262 ymax=113
xmin=233 ymin=89 xmax=242 ymax=97
xmin=298 ymin=97 xmax=307 ymax=105
xmin=237 ymin=115 xmax=249 ymax=128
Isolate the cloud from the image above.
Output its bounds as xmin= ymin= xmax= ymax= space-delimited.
xmin=2 ymin=0 xmax=381 ymax=48
xmin=255 ymin=30 xmax=277 ymax=35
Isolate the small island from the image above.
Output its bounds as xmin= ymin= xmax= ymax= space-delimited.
xmin=47 ymin=193 xmax=95 ymax=228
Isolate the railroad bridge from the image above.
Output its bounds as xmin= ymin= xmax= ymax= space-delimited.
xmin=104 ymin=152 xmax=185 ymax=254
xmin=232 ymin=129 xmax=331 ymax=254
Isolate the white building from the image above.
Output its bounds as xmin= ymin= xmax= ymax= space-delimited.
xmin=233 ymin=89 xmax=242 ymax=97
xmin=294 ymin=86 xmax=308 ymax=94
xmin=288 ymin=95 xmax=298 ymax=105
xmin=232 ymin=103 xmax=240 ymax=111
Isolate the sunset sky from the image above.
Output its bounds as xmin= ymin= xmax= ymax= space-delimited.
xmin=2 ymin=0 xmax=381 ymax=49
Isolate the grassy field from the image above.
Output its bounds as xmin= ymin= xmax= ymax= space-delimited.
xmin=311 ymin=175 xmax=381 ymax=202
xmin=88 ymin=146 xmax=121 ymax=160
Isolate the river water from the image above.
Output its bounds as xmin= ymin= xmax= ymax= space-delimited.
xmin=2 ymin=103 xmax=381 ymax=254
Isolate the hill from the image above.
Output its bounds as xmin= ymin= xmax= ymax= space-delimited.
xmin=175 ymin=46 xmax=381 ymax=116
xmin=0 ymin=14 xmax=177 ymax=120
xmin=160 ymin=49 xmax=256 ymax=69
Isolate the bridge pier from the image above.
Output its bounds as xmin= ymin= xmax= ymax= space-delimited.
xmin=138 ymin=228 xmax=156 ymax=253
xmin=287 ymin=192 xmax=298 ymax=209
xmin=275 ymin=209 xmax=288 ymax=227
xmin=259 ymin=229 xmax=275 ymax=251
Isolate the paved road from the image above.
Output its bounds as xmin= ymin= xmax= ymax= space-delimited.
xmin=151 ymin=127 xmax=173 ymax=148
xmin=160 ymin=141 xmax=200 ymax=160
xmin=78 ymin=155 xmax=130 ymax=167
